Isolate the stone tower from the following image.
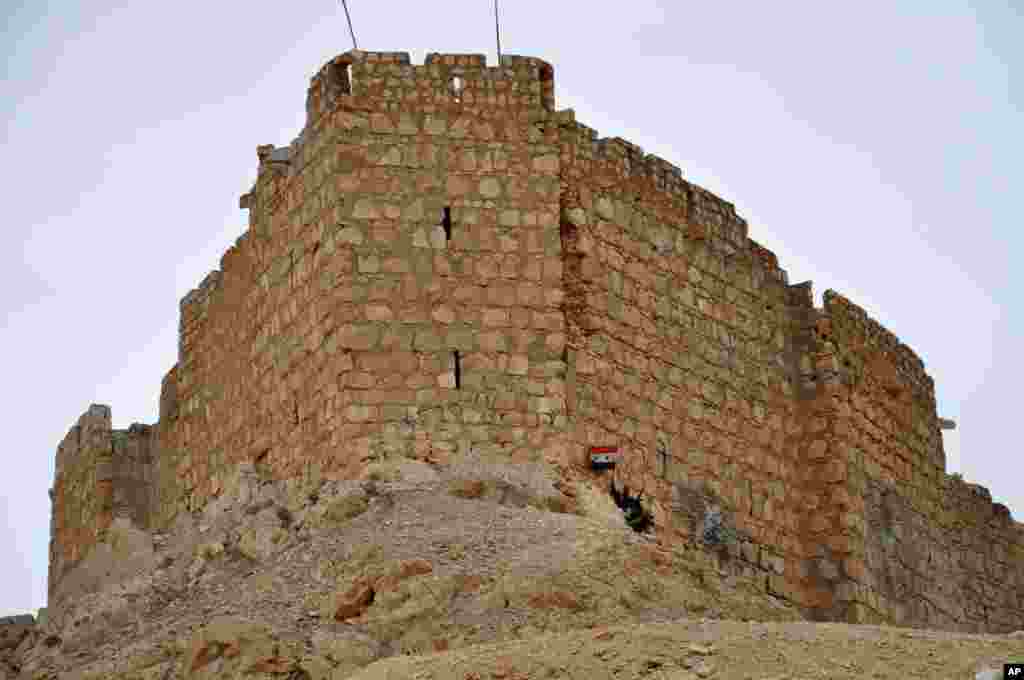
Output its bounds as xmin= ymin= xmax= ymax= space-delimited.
xmin=48 ymin=49 xmax=1024 ymax=633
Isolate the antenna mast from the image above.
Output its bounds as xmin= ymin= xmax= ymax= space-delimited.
xmin=340 ymin=0 xmax=358 ymax=49
xmin=494 ymin=0 xmax=502 ymax=62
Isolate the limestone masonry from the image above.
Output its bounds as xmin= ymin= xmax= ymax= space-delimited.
xmin=49 ymin=49 xmax=1023 ymax=633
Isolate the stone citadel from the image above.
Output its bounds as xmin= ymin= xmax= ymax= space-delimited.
xmin=47 ymin=49 xmax=1024 ymax=634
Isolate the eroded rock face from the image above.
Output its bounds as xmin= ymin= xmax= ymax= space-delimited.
xmin=0 ymin=622 xmax=31 ymax=652
xmin=0 ymin=617 xmax=34 ymax=678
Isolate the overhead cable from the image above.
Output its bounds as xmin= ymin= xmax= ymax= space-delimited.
xmin=495 ymin=0 xmax=502 ymax=62
xmin=341 ymin=0 xmax=358 ymax=49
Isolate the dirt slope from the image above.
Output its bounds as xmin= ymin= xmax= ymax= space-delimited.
xmin=6 ymin=457 xmax=1021 ymax=679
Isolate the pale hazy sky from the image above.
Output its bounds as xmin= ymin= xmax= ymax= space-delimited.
xmin=2 ymin=1 xmax=1021 ymax=616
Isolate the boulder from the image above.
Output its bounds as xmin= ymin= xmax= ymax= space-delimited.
xmin=334 ymin=580 xmax=376 ymax=621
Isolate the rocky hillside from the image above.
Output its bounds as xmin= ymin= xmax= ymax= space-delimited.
xmin=4 ymin=455 xmax=1022 ymax=679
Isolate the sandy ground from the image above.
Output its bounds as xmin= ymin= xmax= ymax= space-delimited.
xmin=350 ymin=620 xmax=1024 ymax=680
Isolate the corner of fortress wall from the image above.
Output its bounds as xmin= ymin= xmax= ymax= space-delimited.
xmin=48 ymin=405 xmax=155 ymax=601
xmin=805 ymin=289 xmax=1024 ymax=631
xmin=47 ymin=49 xmax=1024 ymax=632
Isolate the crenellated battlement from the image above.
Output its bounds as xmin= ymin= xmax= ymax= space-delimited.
xmin=822 ymin=290 xmax=935 ymax=400
xmin=304 ymin=50 xmax=555 ymax=129
xmin=555 ymin=113 xmax=784 ymax=285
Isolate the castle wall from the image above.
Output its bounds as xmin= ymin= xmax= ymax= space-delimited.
xmin=47 ymin=49 xmax=1024 ymax=632
xmin=800 ymin=292 xmax=1024 ymax=632
xmin=152 ymin=50 xmax=571 ymax=527
xmin=556 ymin=115 xmax=836 ymax=611
xmin=859 ymin=475 xmax=1024 ymax=633
xmin=551 ymin=108 xmax=1024 ymax=629
xmin=49 ymin=405 xmax=112 ymax=598
xmin=48 ymin=405 xmax=154 ymax=600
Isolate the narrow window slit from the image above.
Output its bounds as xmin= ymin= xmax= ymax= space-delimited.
xmin=453 ymin=350 xmax=461 ymax=390
xmin=441 ymin=207 xmax=452 ymax=241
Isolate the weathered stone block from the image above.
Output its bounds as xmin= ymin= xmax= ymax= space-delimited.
xmin=357 ymin=254 xmax=380 ymax=274
xmin=413 ymin=330 xmax=443 ymax=352
xmin=509 ymin=355 xmax=530 ymax=375
xmin=339 ymin=324 xmax=381 ymax=350
xmin=480 ymin=177 xmax=501 ymax=198
xmin=365 ymin=304 xmax=393 ymax=321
